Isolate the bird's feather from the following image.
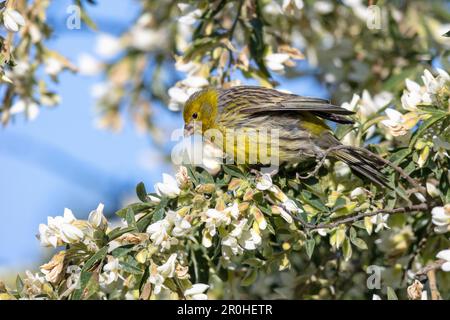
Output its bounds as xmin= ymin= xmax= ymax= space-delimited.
xmin=218 ymin=86 xmax=354 ymax=124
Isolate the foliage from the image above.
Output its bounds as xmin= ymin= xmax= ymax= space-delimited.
xmin=1 ymin=0 xmax=450 ymax=300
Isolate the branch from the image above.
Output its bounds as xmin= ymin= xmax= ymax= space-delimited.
xmin=293 ymin=203 xmax=428 ymax=231
xmin=415 ymin=259 xmax=445 ymax=278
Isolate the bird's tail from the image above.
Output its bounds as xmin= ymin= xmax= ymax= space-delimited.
xmin=330 ymin=146 xmax=390 ymax=188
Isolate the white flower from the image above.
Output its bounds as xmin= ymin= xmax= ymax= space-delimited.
xmin=278 ymin=206 xmax=294 ymax=224
xmin=175 ymin=166 xmax=190 ymax=186
xmin=202 ymin=142 xmax=223 ymax=175
xmin=95 ymin=33 xmax=122 ymax=58
xmin=432 ymin=135 xmax=450 ymax=160
xmin=44 ymin=58 xmax=64 ymax=77
xmin=256 ymin=173 xmax=273 ymax=190
xmin=155 ymin=173 xmax=181 ymax=198
xmin=184 ymin=283 xmax=209 ymax=300
xmin=361 ymin=90 xmax=392 ymax=117
xmin=38 ymin=208 xmax=84 ymax=247
xmin=282 ymin=0 xmax=304 ymax=11
xmin=263 ymin=2 xmax=283 ymax=15
xmin=168 ymin=86 xmax=190 ymax=111
xmin=341 ymin=94 xmax=360 ymax=112
xmin=401 ymin=68 xmax=449 ymax=111
xmin=381 ymin=109 xmax=409 ymax=136
xmin=204 ymin=209 xmax=226 ymax=238
xmin=29 ymin=24 xmax=42 ymax=43
xmin=350 ymin=187 xmax=367 ymax=199
xmin=178 ymin=9 xmax=202 ymax=25
xmin=9 ymin=99 xmax=39 ymax=121
xmin=343 ymin=91 xmax=392 ymax=120
xmin=343 ymin=0 xmax=370 ymax=21
xmin=65 ymin=265 xmax=81 ymax=291
xmin=166 ymin=210 xmax=191 ymax=237
xmin=157 ymin=253 xmax=177 ymax=278
xmin=129 ymin=27 xmax=166 ymax=51
xmin=372 ymin=294 xmax=381 ymax=300
xmin=88 ymin=203 xmax=107 ymax=229
xmin=23 ymin=271 xmax=46 ymax=296
xmin=431 ymin=205 xmax=450 ymax=234
xmin=370 ymin=213 xmax=390 ymax=233
xmin=422 ymin=68 xmax=450 ymax=94
xmin=239 ymin=229 xmax=262 ymax=250
xmin=77 ymin=54 xmax=103 ymax=76
xmin=147 ymin=219 xmax=172 ymax=249
xmin=436 ymin=249 xmax=450 ymax=272
xmin=426 ymin=182 xmax=441 ymax=198
xmin=175 ymin=59 xmax=199 ymax=73
xmin=401 ymin=78 xmax=430 ymax=111
xmin=265 ymin=53 xmax=290 ymax=72
xmin=313 ymin=1 xmax=334 ymax=14
xmin=100 ymin=257 xmax=122 ymax=285
xmin=181 ymin=76 xmax=209 ymax=88
xmin=149 ymin=265 xmax=165 ymax=294
xmin=3 ymin=9 xmax=25 ymax=32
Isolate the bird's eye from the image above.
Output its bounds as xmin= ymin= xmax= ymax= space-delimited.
xmin=192 ymin=112 xmax=198 ymax=119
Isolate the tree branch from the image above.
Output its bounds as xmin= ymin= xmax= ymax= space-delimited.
xmin=293 ymin=203 xmax=428 ymax=231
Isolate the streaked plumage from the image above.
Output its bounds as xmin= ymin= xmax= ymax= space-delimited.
xmin=183 ymin=85 xmax=388 ymax=187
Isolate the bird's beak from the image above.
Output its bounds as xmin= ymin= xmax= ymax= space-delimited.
xmin=184 ymin=122 xmax=195 ymax=137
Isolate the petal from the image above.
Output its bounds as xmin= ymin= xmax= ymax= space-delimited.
xmin=385 ymin=108 xmax=403 ymax=122
xmin=441 ymin=262 xmax=450 ymax=272
xmin=436 ymin=249 xmax=450 ymax=261
xmin=184 ymin=283 xmax=209 ymax=296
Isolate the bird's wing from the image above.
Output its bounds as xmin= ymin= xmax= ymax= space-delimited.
xmin=219 ymin=86 xmax=354 ymax=124
xmin=240 ymin=95 xmax=354 ymax=124
xmin=241 ymin=97 xmax=353 ymax=114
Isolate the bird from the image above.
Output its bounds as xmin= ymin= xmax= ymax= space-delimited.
xmin=182 ymin=85 xmax=388 ymax=187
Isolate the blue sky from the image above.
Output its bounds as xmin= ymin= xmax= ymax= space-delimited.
xmin=0 ymin=0 xmax=326 ymax=271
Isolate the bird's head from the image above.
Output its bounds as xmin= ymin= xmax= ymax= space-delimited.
xmin=183 ymin=88 xmax=218 ymax=136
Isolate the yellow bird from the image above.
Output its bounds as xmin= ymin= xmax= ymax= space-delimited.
xmin=183 ymin=85 xmax=387 ymax=186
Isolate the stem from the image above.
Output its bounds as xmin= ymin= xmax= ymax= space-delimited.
xmin=294 ymin=203 xmax=428 ymax=231
xmin=427 ymin=269 xmax=442 ymax=300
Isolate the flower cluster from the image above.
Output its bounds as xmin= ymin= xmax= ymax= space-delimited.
xmin=382 ymin=69 xmax=449 ymax=137
xmin=0 ymin=1 xmax=80 ymax=126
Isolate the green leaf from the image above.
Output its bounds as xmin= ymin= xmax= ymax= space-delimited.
xmin=443 ymin=30 xmax=450 ymax=37
xmin=300 ymin=190 xmax=328 ymax=212
xmin=390 ymin=148 xmax=411 ymax=166
xmin=15 ymin=275 xmax=23 ymax=295
xmin=107 ymin=226 xmax=136 ymax=241
xmin=120 ymin=262 xmax=143 ymax=275
xmin=111 ymin=245 xmax=135 ymax=258
xmin=342 ymin=238 xmax=352 ymax=261
xmin=126 ymin=207 xmax=137 ymax=228
xmin=305 ymin=238 xmax=315 ymax=259
xmin=83 ymin=247 xmax=108 ymax=272
xmin=350 ymin=237 xmax=368 ymax=250
xmin=136 ymin=182 xmax=148 ymax=202
xmin=241 ymin=268 xmax=258 ymax=287
xmin=410 ymin=114 xmax=447 ymax=147
xmin=223 ymin=165 xmax=246 ymax=179
xmin=115 ymin=203 xmax=153 ymax=218
xmin=387 ymin=287 xmax=398 ymax=300
xmin=243 ymin=258 xmax=265 ymax=267
xmin=72 ymin=272 xmax=93 ymax=300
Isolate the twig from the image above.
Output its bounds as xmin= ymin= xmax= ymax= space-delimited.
xmin=427 ymin=269 xmax=442 ymax=300
xmin=402 ymin=222 xmax=432 ymax=284
xmin=292 ymin=203 xmax=428 ymax=231
xmin=415 ymin=259 xmax=445 ymax=278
